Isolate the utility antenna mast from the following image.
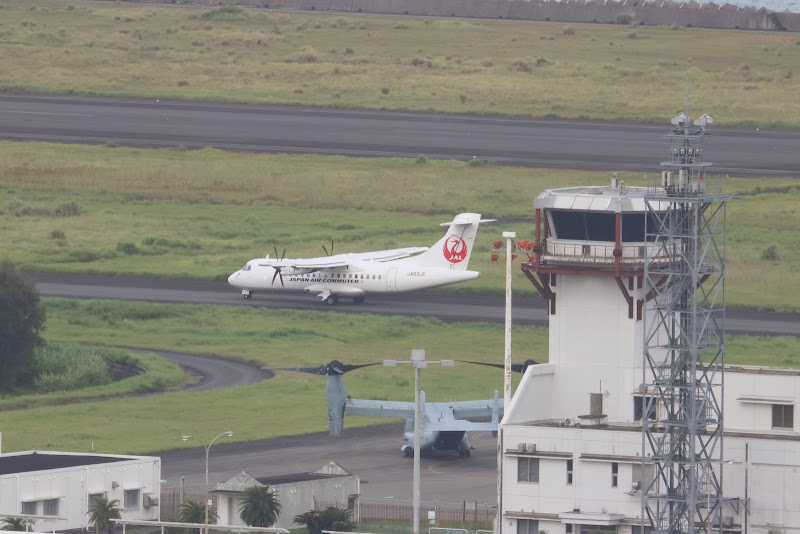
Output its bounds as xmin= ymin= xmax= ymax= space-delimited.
xmin=642 ymin=109 xmax=729 ymax=534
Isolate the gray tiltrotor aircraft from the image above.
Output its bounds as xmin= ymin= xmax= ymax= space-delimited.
xmin=264 ymin=358 xmax=537 ymax=457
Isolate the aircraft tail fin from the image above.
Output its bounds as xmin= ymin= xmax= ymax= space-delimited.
xmin=399 ymin=213 xmax=493 ymax=270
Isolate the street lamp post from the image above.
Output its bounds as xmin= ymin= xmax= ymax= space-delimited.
xmin=384 ymin=350 xmax=454 ymax=534
xmin=181 ymin=431 xmax=234 ymax=534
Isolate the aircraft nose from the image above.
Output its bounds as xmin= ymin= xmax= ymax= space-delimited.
xmin=228 ymin=272 xmax=239 ymax=286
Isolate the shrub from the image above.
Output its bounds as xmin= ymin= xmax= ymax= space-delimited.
xmin=5 ymin=198 xmax=50 ymax=217
xmin=49 ymin=229 xmax=66 ymax=240
xmin=410 ymin=56 xmax=432 ymax=68
xmin=615 ymin=12 xmax=635 ymax=24
xmin=415 ymin=154 xmax=429 ymax=165
xmin=480 ymin=58 xmax=493 ymax=67
xmin=392 ymin=22 xmax=409 ymax=29
xmin=69 ymin=249 xmax=102 ymax=263
xmin=199 ymin=6 xmax=248 ymax=21
xmin=344 ymin=47 xmax=354 ymax=54
xmin=54 ymin=201 xmax=82 ymax=217
xmin=509 ymin=59 xmax=531 ymax=72
xmin=177 ymin=80 xmax=190 ymax=87
xmin=116 ymin=241 xmax=139 ymax=255
xmin=468 ymin=157 xmax=482 ymax=167
xmin=761 ymin=245 xmax=779 ymax=261
xmin=104 ymin=140 xmax=118 ymax=148
xmin=459 ymin=94 xmax=467 ymax=104
xmin=381 ymin=87 xmax=390 ymax=95
xmin=286 ymin=46 xmax=319 ymax=63
xmin=535 ymin=57 xmax=551 ymax=67
xmin=562 ymin=25 xmax=575 ymax=35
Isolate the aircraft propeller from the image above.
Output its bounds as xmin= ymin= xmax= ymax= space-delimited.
xmin=322 ymin=239 xmax=335 ymax=257
xmin=457 ymin=359 xmax=539 ymax=374
xmin=271 ymin=245 xmax=287 ymax=287
xmin=263 ymin=359 xmax=381 ymax=376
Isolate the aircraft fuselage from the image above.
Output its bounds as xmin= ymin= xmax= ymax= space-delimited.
xmin=228 ymin=259 xmax=479 ymax=299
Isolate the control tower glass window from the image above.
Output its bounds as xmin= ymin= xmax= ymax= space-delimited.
xmin=550 ymin=210 xmax=659 ymax=242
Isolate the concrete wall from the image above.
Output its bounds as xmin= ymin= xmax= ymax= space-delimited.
xmin=155 ymin=0 xmax=800 ymax=32
xmin=0 ymin=454 xmax=161 ymax=532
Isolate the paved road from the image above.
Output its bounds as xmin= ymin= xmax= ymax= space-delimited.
xmin=159 ymin=423 xmax=500 ymax=505
xmin=32 ymin=272 xmax=800 ymax=337
xmin=145 ymin=350 xmax=269 ymax=392
xmin=1 ymin=94 xmax=798 ymax=177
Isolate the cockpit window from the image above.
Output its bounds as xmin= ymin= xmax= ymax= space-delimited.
xmin=243 ymin=264 xmax=251 ymax=272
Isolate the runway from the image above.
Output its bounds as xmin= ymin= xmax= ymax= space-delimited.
xmin=31 ymin=272 xmax=800 ymax=337
xmin=2 ymin=94 xmax=799 ymax=177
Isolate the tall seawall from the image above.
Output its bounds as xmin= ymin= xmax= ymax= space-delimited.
xmin=150 ymin=0 xmax=800 ymax=31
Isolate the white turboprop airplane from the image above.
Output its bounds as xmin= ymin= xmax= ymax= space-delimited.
xmin=228 ymin=213 xmax=491 ymax=305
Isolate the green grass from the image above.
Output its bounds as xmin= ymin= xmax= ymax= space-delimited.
xmin=1 ymin=142 xmax=799 ymax=310
xmin=0 ymin=1 xmax=798 ymax=126
xmin=0 ymin=298 xmax=796 ymax=454
xmin=0 ymin=344 xmax=188 ymax=410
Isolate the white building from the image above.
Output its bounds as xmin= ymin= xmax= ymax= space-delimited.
xmin=500 ymin=184 xmax=800 ymax=534
xmin=213 ymin=462 xmax=359 ymax=531
xmin=0 ymin=450 xmax=161 ymax=531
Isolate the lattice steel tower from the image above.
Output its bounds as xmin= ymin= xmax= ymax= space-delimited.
xmin=642 ymin=111 xmax=728 ymax=534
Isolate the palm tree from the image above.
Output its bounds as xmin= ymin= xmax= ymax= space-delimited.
xmin=322 ymin=507 xmax=354 ymax=532
xmin=238 ymin=485 xmax=282 ymax=528
xmin=87 ymin=496 xmax=121 ymax=534
xmin=293 ymin=507 xmax=353 ymax=534
xmin=2 ymin=517 xmax=34 ymax=531
xmin=177 ymin=499 xmax=217 ymax=534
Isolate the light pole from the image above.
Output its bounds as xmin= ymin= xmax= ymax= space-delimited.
xmin=384 ymin=349 xmax=454 ymax=534
xmin=181 ymin=431 xmax=234 ymax=534
xmin=497 ymin=230 xmax=515 ymax=534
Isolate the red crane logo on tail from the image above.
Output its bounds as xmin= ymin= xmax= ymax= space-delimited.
xmin=443 ymin=236 xmax=468 ymax=264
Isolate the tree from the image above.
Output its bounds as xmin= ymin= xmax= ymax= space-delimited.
xmin=0 ymin=261 xmax=45 ymax=390
xmin=87 ymin=496 xmax=121 ymax=534
xmin=293 ymin=507 xmax=354 ymax=534
xmin=238 ymin=485 xmax=282 ymax=528
xmin=177 ymin=499 xmax=217 ymax=534
xmin=2 ymin=516 xmax=34 ymax=531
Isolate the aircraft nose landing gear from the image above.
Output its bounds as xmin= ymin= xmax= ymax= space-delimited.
xmin=242 ymin=290 xmax=252 ymax=299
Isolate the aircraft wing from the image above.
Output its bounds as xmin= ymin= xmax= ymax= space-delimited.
xmin=451 ymin=398 xmax=504 ymax=420
xmin=348 ymin=247 xmax=428 ymax=262
xmin=345 ymin=398 xmax=415 ymax=419
xmin=263 ymin=247 xmax=428 ymax=271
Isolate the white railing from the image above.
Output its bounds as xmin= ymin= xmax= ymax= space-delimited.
xmin=543 ymin=240 xmax=675 ymax=265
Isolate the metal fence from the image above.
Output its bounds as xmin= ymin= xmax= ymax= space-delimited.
xmin=317 ymin=500 xmax=495 ymax=530
xmin=161 ymin=486 xmax=217 ymax=521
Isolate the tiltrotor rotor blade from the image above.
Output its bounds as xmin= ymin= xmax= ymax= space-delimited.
xmin=457 ymin=359 xmax=538 ymax=373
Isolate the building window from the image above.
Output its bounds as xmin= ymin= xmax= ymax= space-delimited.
xmin=43 ymin=499 xmax=59 ymax=516
xmin=21 ymin=501 xmax=37 ymax=515
xmin=772 ymin=404 xmax=794 ymax=429
xmin=124 ymin=489 xmax=140 ymax=510
xmin=566 ymin=459 xmax=573 ymax=485
xmin=566 ymin=525 xmax=573 ymax=534
xmin=517 ymin=457 xmax=540 ymax=483
xmin=634 ymin=395 xmax=656 ymax=421
xmin=518 ymin=519 xmax=539 ymax=534
xmin=612 ymin=462 xmax=619 ymax=487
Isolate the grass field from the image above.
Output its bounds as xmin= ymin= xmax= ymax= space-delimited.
xmin=0 ymin=1 xmax=798 ymax=126
xmin=0 ymin=297 xmax=796 ymax=454
xmin=1 ymin=142 xmax=799 ymax=310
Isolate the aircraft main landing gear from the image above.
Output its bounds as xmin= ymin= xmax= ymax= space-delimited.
xmin=404 ymin=448 xmax=414 ymax=458
xmin=325 ymin=295 xmax=339 ymax=306
xmin=242 ymin=290 xmax=252 ymax=299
